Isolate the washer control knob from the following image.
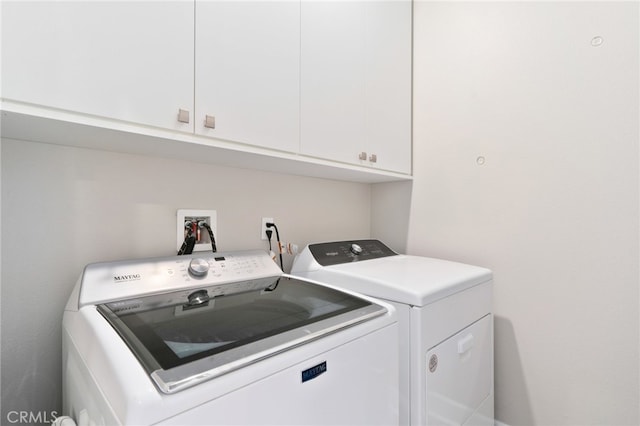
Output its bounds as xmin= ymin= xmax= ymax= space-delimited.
xmin=350 ymin=243 xmax=363 ymax=255
xmin=188 ymin=258 xmax=209 ymax=278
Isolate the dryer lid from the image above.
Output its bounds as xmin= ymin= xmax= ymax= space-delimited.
xmin=292 ymin=241 xmax=492 ymax=306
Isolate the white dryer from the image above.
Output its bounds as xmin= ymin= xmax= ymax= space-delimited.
xmin=62 ymin=249 xmax=399 ymax=425
xmin=291 ymin=240 xmax=494 ymax=426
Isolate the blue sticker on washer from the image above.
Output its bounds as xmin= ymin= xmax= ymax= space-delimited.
xmin=301 ymin=361 xmax=327 ymax=383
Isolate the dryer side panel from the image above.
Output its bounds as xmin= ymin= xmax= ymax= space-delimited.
xmin=426 ymin=315 xmax=493 ymax=426
xmin=410 ymin=280 xmax=493 ymax=425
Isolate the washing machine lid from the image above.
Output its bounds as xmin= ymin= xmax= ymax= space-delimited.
xmin=292 ymin=240 xmax=492 ymax=307
xmin=97 ymin=276 xmax=386 ymax=394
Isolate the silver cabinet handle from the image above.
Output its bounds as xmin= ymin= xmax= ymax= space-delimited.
xmin=177 ymin=109 xmax=190 ymax=124
xmin=204 ymin=115 xmax=216 ymax=129
xmin=369 ymin=153 xmax=377 ymax=163
xmin=358 ymin=152 xmax=367 ymax=161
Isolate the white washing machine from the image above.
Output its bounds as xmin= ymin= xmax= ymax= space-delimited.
xmin=291 ymin=239 xmax=494 ymax=426
xmin=62 ymin=249 xmax=399 ymax=425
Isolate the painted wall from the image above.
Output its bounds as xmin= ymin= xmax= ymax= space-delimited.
xmin=375 ymin=1 xmax=639 ymax=424
xmin=0 ymin=139 xmax=372 ymax=422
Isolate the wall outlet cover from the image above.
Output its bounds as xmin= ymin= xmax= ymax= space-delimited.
xmin=261 ymin=217 xmax=274 ymax=240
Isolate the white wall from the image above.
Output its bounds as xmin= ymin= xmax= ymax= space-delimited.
xmin=0 ymin=139 xmax=372 ymax=422
xmin=375 ymin=1 xmax=639 ymax=424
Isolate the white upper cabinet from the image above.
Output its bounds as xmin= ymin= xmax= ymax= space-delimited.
xmin=1 ymin=1 xmax=195 ymax=132
xmin=300 ymin=0 xmax=412 ymax=174
xmin=1 ymin=1 xmax=411 ymax=182
xmin=195 ymin=1 xmax=300 ymax=153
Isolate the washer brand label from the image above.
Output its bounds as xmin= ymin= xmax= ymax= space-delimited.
xmin=301 ymin=361 xmax=327 ymax=383
xmin=113 ymin=274 xmax=141 ymax=283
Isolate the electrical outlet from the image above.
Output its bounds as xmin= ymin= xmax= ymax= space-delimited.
xmin=177 ymin=209 xmax=218 ymax=252
xmin=261 ymin=217 xmax=274 ymax=240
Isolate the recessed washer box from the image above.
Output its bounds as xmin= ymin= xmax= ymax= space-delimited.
xmin=176 ymin=209 xmax=217 ymax=252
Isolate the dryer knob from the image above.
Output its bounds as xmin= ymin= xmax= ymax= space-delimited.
xmin=350 ymin=243 xmax=363 ymax=255
xmin=188 ymin=258 xmax=209 ymax=278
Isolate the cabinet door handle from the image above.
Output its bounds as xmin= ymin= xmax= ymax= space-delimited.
xmin=177 ymin=109 xmax=190 ymax=124
xmin=369 ymin=154 xmax=377 ymax=163
xmin=358 ymin=152 xmax=367 ymax=161
xmin=204 ymin=115 xmax=216 ymax=129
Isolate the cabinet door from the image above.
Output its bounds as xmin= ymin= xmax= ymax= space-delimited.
xmin=364 ymin=0 xmax=412 ymax=174
xmin=1 ymin=1 xmax=194 ymax=132
xmin=195 ymin=1 xmax=300 ymax=153
xmin=300 ymin=1 xmax=366 ymax=165
xmin=300 ymin=0 xmax=411 ymax=173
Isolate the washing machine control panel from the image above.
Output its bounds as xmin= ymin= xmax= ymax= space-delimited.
xmin=308 ymin=239 xmax=397 ymax=266
xmin=76 ymin=250 xmax=283 ymax=308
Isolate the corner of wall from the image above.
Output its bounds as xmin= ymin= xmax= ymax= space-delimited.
xmin=370 ymin=180 xmax=413 ymax=253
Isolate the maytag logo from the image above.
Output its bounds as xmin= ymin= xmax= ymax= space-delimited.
xmin=301 ymin=361 xmax=327 ymax=383
xmin=113 ymin=274 xmax=141 ymax=283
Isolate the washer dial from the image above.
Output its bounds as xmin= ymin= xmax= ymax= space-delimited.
xmin=188 ymin=258 xmax=209 ymax=278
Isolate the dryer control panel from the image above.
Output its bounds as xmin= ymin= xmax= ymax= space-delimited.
xmin=308 ymin=239 xmax=397 ymax=266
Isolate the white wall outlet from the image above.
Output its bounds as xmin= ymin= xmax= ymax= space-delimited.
xmin=261 ymin=217 xmax=274 ymax=240
xmin=177 ymin=209 xmax=218 ymax=253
